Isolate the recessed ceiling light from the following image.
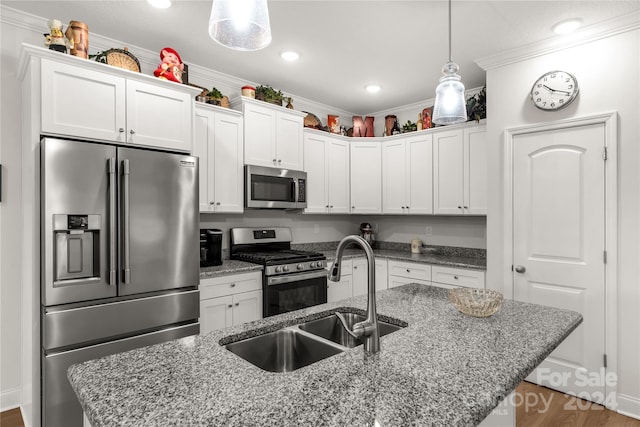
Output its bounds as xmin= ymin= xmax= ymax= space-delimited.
xmin=365 ymin=84 xmax=381 ymax=94
xmin=552 ymin=18 xmax=582 ymax=34
xmin=281 ymin=51 xmax=300 ymax=62
xmin=147 ymin=0 xmax=171 ymax=8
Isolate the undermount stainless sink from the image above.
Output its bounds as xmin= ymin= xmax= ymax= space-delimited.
xmin=299 ymin=313 xmax=404 ymax=348
xmin=224 ymin=310 xmax=406 ymax=372
xmin=225 ymin=327 xmax=345 ymax=373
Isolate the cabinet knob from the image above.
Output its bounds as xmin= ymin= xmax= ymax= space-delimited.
xmin=278 ymin=159 xmax=282 ymax=164
xmin=406 ymin=269 xmax=410 ymax=273
xmin=325 ymin=205 xmax=329 ymax=208
xmin=354 ymin=266 xmax=358 ymax=269
xmin=463 ymin=206 xmax=468 ymax=209
xmin=235 ymin=302 xmax=240 ymax=306
xmin=227 ymin=304 xmax=232 ymax=308
xmin=216 ymin=202 xmax=221 ymax=205
xmin=130 ymin=130 xmax=135 ymax=135
xmin=454 ymin=275 xmax=459 ymax=280
xmin=406 ymin=206 xmax=410 ymax=209
xmin=352 ymin=206 xmax=355 ymax=209
xmin=230 ymin=283 xmax=236 ymax=287
xmin=119 ymin=128 xmax=125 ymax=133
xmin=210 ymin=201 xmax=215 ymax=205
xmin=458 ymin=206 xmax=462 ymax=209
xmin=330 ymin=205 xmax=334 ymax=208
xmin=273 ymin=159 xmax=277 ymax=164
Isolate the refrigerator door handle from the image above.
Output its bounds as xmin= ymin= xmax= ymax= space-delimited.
xmin=108 ymin=157 xmax=117 ymax=286
xmin=122 ymin=159 xmax=131 ymax=284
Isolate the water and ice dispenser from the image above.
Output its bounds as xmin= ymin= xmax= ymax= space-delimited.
xmin=52 ymin=214 xmax=101 ymax=285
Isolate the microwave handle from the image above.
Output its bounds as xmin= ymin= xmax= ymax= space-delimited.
xmin=292 ymin=179 xmax=298 ymax=203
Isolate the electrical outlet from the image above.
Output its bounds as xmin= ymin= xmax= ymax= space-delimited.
xmin=314 ymin=224 xmax=320 ymax=234
xmin=425 ymin=226 xmax=432 ymax=236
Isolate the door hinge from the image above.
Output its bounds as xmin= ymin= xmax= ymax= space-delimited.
xmin=604 ymin=354 xmax=608 ymax=368
xmin=603 ymin=250 xmax=608 ymax=264
xmin=603 ymin=147 xmax=608 ymax=160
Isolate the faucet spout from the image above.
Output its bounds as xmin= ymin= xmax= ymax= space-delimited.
xmin=329 ymin=235 xmax=380 ymax=353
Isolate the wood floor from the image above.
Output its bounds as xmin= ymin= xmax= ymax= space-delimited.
xmin=2 ymin=382 xmax=639 ymax=427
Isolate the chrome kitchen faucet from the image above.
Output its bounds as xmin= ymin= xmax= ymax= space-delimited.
xmin=329 ymin=235 xmax=380 ymax=353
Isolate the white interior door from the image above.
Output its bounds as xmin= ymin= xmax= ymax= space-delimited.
xmin=512 ymin=123 xmax=606 ymax=402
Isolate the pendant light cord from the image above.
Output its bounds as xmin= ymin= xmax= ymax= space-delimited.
xmin=448 ymin=0 xmax=452 ymax=63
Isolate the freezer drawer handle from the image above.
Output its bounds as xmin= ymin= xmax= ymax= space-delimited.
xmin=122 ymin=159 xmax=131 ymax=284
xmin=108 ymin=157 xmax=117 ymax=286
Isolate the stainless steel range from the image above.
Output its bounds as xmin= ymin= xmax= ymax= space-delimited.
xmin=230 ymin=227 xmax=327 ymax=317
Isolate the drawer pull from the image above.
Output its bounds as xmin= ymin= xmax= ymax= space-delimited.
xmin=230 ymin=283 xmax=236 ymax=287
xmin=454 ymin=276 xmax=459 ymax=280
xmin=406 ymin=269 xmax=410 ymax=273
xmin=227 ymin=304 xmax=232 ymax=308
xmin=235 ymin=302 xmax=240 ymax=306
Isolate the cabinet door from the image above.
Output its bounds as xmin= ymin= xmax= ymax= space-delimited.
xmin=303 ymin=133 xmax=328 ymax=213
xmin=213 ymin=113 xmax=244 ymax=212
xmin=126 ymin=79 xmax=192 ymax=152
xmin=406 ymin=134 xmax=433 ymax=214
xmin=382 ymin=139 xmax=407 ymax=214
xmin=200 ymin=295 xmax=233 ymax=334
xmin=232 ymin=290 xmax=263 ymax=326
xmin=244 ymin=103 xmax=276 ymax=167
xmin=276 ymin=112 xmax=303 ymax=170
xmin=194 ymin=108 xmax=215 ymax=212
xmin=328 ymin=276 xmax=353 ymax=303
xmin=375 ymin=259 xmax=388 ymax=291
xmin=433 ymin=129 xmax=464 ymax=214
xmin=41 ymin=59 xmax=126 ymax=142
xmin=352 ymin=258 xmax=368 ymax=297
xmin=464 ymin=127 xmax=487 ymax=215
xmin=350 ymin=142 xmax=382 ymax=213
xmin=327 ymin=137 xmax=350 ymax=213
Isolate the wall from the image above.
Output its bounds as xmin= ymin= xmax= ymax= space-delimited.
xmin=482 ymin=23 xmax=640 ymax=417
xmin=201 ymin=212 xmax=487 ymax=251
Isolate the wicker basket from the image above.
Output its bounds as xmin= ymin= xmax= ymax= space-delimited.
xmin=448 ymin=288 xmax=504 ymax=317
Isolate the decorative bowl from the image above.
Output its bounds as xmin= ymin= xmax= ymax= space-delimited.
xmin=448 ymin=288 xmax=504 ymax=317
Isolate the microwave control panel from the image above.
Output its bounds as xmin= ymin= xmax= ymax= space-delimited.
xmin=298 ymin=179 xmax=306 ymax=202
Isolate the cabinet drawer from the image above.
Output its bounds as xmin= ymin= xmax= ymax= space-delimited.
xmin=200 ymin=271 xmax=262 ymax=300
xmin=431 ymin=266 xmax=485 ymax=288
xmin=327 ymin=259 xmax=353 ymax=276
xmin=388 ymin=260 xmax=431 ymax=281
xmin=388 ymin=276 xmax=430 ymax=289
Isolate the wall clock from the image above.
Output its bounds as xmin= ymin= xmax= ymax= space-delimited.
xmin=530 ymin=70 xmax=579 ymax=111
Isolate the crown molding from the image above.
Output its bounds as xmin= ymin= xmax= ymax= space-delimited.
xmin=475 ymin=11 xmax=640 ymax=71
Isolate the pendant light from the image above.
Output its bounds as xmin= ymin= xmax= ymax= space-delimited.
xmin=432 ymin=0 xmax=467 ymax=125
xmin=208 ymin=0 xmax=272 ymax=51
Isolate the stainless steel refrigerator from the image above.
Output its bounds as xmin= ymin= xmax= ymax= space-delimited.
xmin=40 ymin=137 xmax=200 ymax=427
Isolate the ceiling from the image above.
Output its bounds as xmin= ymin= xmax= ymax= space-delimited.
xmin=5 ymin=1 xmax=639 ymax=113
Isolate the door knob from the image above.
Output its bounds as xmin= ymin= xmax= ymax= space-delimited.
xmin=515 ymin=265 xmax=526 ymax=273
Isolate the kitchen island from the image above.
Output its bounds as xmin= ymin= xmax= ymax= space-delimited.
xmin=68 ymin=284 xmax=581 ymax=427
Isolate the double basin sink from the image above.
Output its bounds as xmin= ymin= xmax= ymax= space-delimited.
xmin=224 ymin=310 xmax=406 ymax=373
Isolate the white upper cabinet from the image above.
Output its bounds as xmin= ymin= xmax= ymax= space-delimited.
xmin=39 ymin=55 xmax=196 ymax=152
xmin=303 ymin=130 xmax=350 ymax=214
xmin=351 ymin=140 xmax=382 ymax=214
xmin=382 ymin=134 xmax=433 ymax=215
xmin=433 ymin=125 xmax=486 ymax=215
xmin=237 ymin=97 xmax=305 ymax=170
xmin=194 ymin=105 xmax=244 ymax=213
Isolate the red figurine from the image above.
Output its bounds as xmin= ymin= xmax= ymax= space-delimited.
xmin=153 ymin=47 xmax=184 ymax=83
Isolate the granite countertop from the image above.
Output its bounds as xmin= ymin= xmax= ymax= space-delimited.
xmin=68 ymin=284 xmax=581 ymax=427
xmin=200 ymin=259 xmax=262 ymax=279
xmin=322 ymin=248 xmax=487 ymax=270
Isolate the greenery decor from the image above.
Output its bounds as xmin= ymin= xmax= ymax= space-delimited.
xmin=402 ymin=120 xmax=418 ymax=133
xmin=466 ymin=85 xmax=486 ymax=122
xmin=207 ymin=87 xmax=223 ymax=100
xmin=255 ymin=85 xmax=284 ymax=105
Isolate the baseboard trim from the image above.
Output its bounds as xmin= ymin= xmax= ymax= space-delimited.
xmin=0 ymin=386 xmax=21 ymax=412
xmin=617 ymin=393 xmax=640 ymax=420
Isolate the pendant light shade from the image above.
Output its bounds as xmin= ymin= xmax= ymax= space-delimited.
xmin=433 ymin=0 xmax=467 ymax=125
xmin=209 ymin=0 xmax=272 ymax=51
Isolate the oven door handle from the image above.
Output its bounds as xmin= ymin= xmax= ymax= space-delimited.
xmin=267 ymin=269 xmax=328 ymax=286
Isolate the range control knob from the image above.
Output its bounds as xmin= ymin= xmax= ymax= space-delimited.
xmin=317 ymin=260 xmax=324 ymax=268
xmin=297 ymin=263 xmax=304 ymax=270
xmin=283 ymin=265 xmax=290 ymax=272
xmin=309 ymin=262 xmax=316 ymax=268
xmin=275 ymin=266 xmax=282 ymax=273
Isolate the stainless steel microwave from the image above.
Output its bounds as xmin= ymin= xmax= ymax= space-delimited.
xmin=245 ymin=165 xmax=307 ymax=209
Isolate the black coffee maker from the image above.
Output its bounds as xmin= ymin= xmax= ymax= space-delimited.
xmin=200 ymin=229 xmax=223 ymax=267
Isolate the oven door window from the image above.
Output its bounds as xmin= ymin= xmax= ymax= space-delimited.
xmin=251 ymin=174 xmax=295 ymax=202
xmin=265 ymin=274 xmax=327 ymax=317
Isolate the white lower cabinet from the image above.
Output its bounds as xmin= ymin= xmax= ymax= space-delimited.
xmin=431 ymin=266 xmax=485 ymax=289
xmin=326 ymin=260 xmax=353 ymax=303
xmin=199 ymin=271 xmax=262 ymax=334
xmin=352 ymin=258 xmax=388 ymax=296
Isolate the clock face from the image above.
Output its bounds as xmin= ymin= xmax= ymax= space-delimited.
xmin=530 ymin=71 xmax=579 ymax=111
